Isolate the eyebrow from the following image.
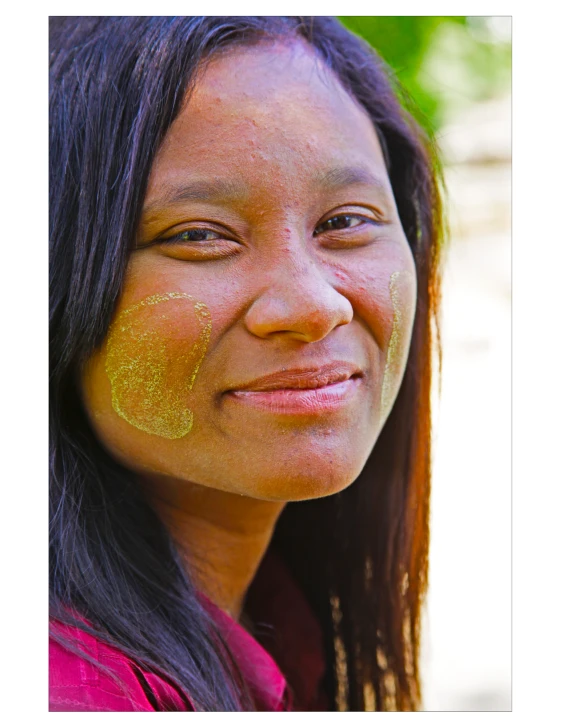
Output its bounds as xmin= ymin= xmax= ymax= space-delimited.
xmin=315 ymin=165 xmax=390 ymax=193
xmin=142 ymin=165 xmax=391 ymax=217
xmin=142 ymin=178 xmax=250 ymax=216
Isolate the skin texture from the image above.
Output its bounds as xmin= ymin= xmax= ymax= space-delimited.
xmin=105 ymin=292 xmax=212 ymax=439
xmin=380 ymin=271 xmax=416 ymax=420
xmin=81 ymin=41 xmax=417 ymax=618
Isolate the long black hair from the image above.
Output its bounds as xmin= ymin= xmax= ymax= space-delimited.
xmin=50 ymin=16 xmax=443 ymax=711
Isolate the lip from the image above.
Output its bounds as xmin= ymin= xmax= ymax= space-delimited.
xmin=224 ymin=362 xmax=362 ymax=415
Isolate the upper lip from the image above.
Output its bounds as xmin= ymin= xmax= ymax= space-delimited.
xmin=227 ymin=362 xmax=362 ymax=392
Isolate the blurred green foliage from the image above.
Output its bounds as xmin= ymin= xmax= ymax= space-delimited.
xmin=338 ymin=16 xmax=512 ymax=134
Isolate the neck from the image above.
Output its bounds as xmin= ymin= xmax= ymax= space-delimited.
xmin=144 ymin=476 xmax=285 ymax=621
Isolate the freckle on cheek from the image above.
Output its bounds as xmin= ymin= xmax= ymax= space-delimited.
xmin=105 ymin=292 xmax=212 ymax=439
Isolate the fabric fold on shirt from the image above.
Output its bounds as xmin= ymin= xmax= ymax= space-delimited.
xmin=49 ymin=547 xmax=327 ymax=711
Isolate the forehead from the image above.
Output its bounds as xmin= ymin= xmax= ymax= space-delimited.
xmin=147 ymin=41 xmax=389 ymax=199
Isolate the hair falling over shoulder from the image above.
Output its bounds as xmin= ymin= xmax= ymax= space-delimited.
xmin=49 ymin=16 xmax=444 ymax=711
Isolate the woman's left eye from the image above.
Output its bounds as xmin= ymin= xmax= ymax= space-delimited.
xmin=314 ymin=214 xmax=370 ymax=235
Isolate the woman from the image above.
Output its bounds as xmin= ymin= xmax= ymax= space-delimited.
xmin=49 ymin=16 xmax=443 ymax=711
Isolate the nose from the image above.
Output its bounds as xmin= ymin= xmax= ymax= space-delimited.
xmin=244 ymin=252 xmax=354 ymax=343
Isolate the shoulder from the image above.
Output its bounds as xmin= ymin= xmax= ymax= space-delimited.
xmin=49 ymin=620 xmax=192 ymax=712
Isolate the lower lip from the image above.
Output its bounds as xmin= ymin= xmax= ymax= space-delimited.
xmin=226 ymin=377 xmax=361 ymax=415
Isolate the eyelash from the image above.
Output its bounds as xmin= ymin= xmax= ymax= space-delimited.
xmin=313 ymin=213 xmax=377 ymax=236
xmin=164 ymin=229 xmax=224 ymax=244
xmin=159 ymin=214 xmax=378 ymax=246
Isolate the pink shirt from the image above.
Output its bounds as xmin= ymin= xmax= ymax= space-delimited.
xmin=50 ymin=550 xmax=328 ymax=711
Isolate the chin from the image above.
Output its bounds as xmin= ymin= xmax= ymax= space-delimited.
xmin=237 ymin=452 xmax=370 ymax=502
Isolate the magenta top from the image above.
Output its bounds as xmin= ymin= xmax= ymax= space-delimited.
xmin=49 ymin=550 xmax=328 ymax=711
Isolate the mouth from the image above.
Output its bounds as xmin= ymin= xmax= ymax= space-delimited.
xmin=224 ymin=362 xmax=363 ymax=415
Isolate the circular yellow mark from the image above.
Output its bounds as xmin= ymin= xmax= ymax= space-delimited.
xmin=105 ymin=292 xmax=212 ymax=439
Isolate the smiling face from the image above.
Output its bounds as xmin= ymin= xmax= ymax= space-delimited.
xmin=81 ymin=41 xmax=417 ymax=502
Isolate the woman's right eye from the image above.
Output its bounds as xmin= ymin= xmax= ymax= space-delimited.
xmin=166 ymin=229 xmax=223 ymax=243
xmin=147 ymin=226 xmax=242 ymax=261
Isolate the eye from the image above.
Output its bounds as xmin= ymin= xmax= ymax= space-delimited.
xmin=145 ymin=225 xmax=242 ymax=261
xmin=166 ymin=228 xmax=223 ymax=243
xmin=314 ymin=214 xmax=370 ymax=236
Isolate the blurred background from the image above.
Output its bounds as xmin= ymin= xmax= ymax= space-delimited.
xmin=338 ymin=17 xmax=511 ymax=711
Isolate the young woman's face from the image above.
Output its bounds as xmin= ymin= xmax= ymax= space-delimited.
xmin=81 ymin=42 xmax=417 ymax=502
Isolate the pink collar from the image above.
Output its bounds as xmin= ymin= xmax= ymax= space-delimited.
xmin=200 ymin=594 xmax=289 ymax=710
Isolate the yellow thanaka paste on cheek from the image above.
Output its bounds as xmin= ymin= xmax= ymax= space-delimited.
xmin=380 ymin=271 xmax=410 ymax=419
xmin=105 ymin=292 xmax=212 ymax=439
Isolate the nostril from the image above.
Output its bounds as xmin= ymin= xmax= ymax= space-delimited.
xmin=243 ymin=267 xmax=354 ymax=342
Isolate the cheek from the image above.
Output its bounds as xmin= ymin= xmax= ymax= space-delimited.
xmin=334 ymin=252 xmax=416 ymax=424
xmin=379 ymin=270 xmax=417 ymax=420
xmin=102 ymin=292 xmax=211 ymax=439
